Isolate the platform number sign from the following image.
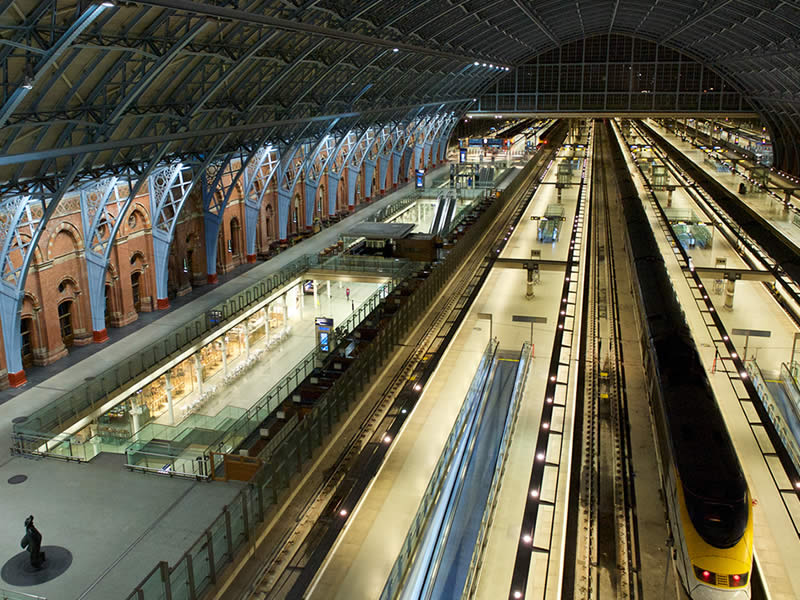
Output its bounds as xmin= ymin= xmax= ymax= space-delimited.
xmin=316 ymin=317 xmax=334 ymax=353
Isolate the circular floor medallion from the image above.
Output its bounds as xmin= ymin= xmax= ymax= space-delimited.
xmin=7 ymin=475 xmax=27 ymax=485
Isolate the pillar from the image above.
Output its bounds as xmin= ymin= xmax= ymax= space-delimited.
xmin=203 ymin=212 xmax=221 ymax=284
xmin=0 ymin=284 xmax=26 ymax=387
xmin=379 ymin=153 xmax=391 ymax=194
xmin=277 ymin=185 xmax=291 ymax=241
xmin=130 ymin=403 xmax=144 ymax=439
xmin=86 ymin=251 xmax=109 ymax=342
xmin=327 ymin=171 xmax=341 ymax=215
xmin=193 ymin=353 xmax=204 ymax=394
xmin=363 ymin=158 xmax=376 ymax=200
xmin=304 ymin=180 xmax=320 ymax=228
xmin=724 ymin=279 xmax=736 ymax=310
xmin=243 ymin=320 xmax=250 ymax=358
xmin=165 ymin=372 xmax=175 ymax=425
xmin=151 ymin=229 xmax=171 ymax=310
xmin=221 ymin=337 xmax=228 ymax=377
xmin=346 ymin=165 xmax=359 ymax=210
xmin=313 ymin=279 xmax=319 ymax=313
xmin=391 ymin=149 xmax=402 ymax=187
xmin=526 ymin=268 xmax=535 ymax=299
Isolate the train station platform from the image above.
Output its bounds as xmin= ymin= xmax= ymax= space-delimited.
xmin=0 ymin=163 xmax=454 ymax=600
xmin=307 ymin=139 xmax=583 ymax=600
xmin=616 ymin=125 xmax=800 ymax=600
xmin=645 ymin=119 xmax=800 ymax=252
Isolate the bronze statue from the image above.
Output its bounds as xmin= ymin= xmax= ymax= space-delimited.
xmin=20 ymin=515 xmax=45 ymax=568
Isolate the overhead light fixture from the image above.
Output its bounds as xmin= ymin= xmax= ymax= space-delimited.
xmin=489 ymin=64 xmax=493 ymax=68
xmin=482 ymin=63 xmax=487 ymax=67
xmin=100 ymin=0 xmax=115 ymax=5
xmin=392 ymin=47 xmax=399 ymax=52
xmin=22 ymin=76 xmax=33 ymax=90
xmin=474 ymin=61 xmax=479 ymax=66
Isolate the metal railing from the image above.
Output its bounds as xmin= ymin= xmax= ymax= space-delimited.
xmin=463 ymin=343 xmax=531 ymax=598
xmin=379 ymin=341 xmax=497 ymax=600
xmin=122 ymin=278 xmax=399 ymax=474
xmin=12 ymin=255 xmax=409 ymax=458
xmin=123 ymin=155 xmax=539 ymax=600
xmin=747 ymin=360 xmax=800 ymax=481
xmin=0 ymin=590 xmax=46 ymax=600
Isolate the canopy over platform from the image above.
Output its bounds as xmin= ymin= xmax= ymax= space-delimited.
xmin=343 ymin=222 xmax=416 ymax=240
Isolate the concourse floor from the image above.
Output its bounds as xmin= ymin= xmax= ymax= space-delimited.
xmin=152 ymin=280 xmax=380 ymax=426
xmin=619 ymin=132 xmax=800 ymax=600
xmin=0 ymin=163 xmax=451 ymax=600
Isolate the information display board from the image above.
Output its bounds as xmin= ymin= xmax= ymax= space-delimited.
xmin=315 ymin=317 xmax=334 ymax=353
xmin=415 ymin=169 xmax=425 ymax=189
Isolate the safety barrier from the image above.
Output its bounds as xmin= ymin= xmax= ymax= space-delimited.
xmin=123 ymin=144 xmax=552 ymax=600
xmin=0 ymin=590 xmax=45 ymax=600
xmin=12 ymin=255 xmax=410 ymax=460
xmin=462 ymin=343 xmax=531 ymax=598
xmin=379 ymin=340 xmax=498 ymax=600
xmin=747 ymin=360 xmax=800 ymax=476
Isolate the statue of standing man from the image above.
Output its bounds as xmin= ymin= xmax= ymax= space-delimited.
xmin=20 ymin=515 xmax=45 ymax=568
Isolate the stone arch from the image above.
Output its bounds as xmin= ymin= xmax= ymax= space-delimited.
xmin=125 ymin=204 xmax=151 ymax=235
xmin=20 ymin=292 xmax=43 ymax=368
xmin=46 ymin=222 xmax=83 ymax=261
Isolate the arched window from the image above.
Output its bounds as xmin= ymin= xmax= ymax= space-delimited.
xmin=58 ymin=300 xmax=74 ymax=347
xmin=131 ymin=272 xmax=142 ymax=313
xmin=20 ymin=318 xmax=34 ymax=367
xmin=105 ymin=284 xmax=112 ymax=327
xmin=230 ymin=218 xmax=241 ymax=255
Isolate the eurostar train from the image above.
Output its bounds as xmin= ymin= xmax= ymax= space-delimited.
xmin=608 ymin=120 xmax=754 ymax=599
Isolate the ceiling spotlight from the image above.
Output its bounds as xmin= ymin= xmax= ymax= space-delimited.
xmin=489 ymin=64 xmax=493 ymax=68
xmin=392 ymin=47 xmax=399 ymax=53
xmin=482 ymin=63 xmax=487 ymax=67
xmin=100 ymin=0 xmax=115 ymax=5
xmin=21 ymin=76 xmax=33 ymax=90
xmin=474 ymin=61 xmax=479 ymax=66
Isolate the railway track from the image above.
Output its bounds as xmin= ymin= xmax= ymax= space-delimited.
xmin=239 ymin=132 xmax=565 ymax=600
xmin=574 ymin=121 xmax=639 ymax=600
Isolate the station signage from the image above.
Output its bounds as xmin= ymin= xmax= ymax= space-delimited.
xmin=315 ymin=317 xmax=334 ymax=353
xmin=459 ymin=148 xmax=468 ymax=163
xmin=415 ymin=169 xmax=425 ymax=189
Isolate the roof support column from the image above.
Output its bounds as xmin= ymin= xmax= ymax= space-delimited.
xmin=328 ymin=172 xmax=341 ymax=215
xmin=0 ymin=284 xmax=25 ymax=386
xmin=413 ymin=143 xmax=423 ymax=174
xmin=203 ymin=157 xmax=248 ymax=283
xmin=363 ymin=158 xmax=376 ymax=201
xmin=78 ymin=178 xmax=122 ymax=343
xmin=84 ymin=252 xmax=108 ymax=342
xmin=148 ymin=164 xmax=195 ymax=309
xmin=304 ymin=181 xmax=320 ymax=228
xmin=379 ymin=153 xmax=391 ymax=194
xmin=277 ymin=184 xmax=291 ymax=241
xmin=346 ymin=164 xmax=359 ymax=210
xmin=151 ymin=229 xmax=172 ymax=310
xmin=423 ymin=140 xmax=433 ymax=168
xmin=243 ymin=195 xmax=260 ymax=259
xmin=391 ymin=149 xmax=403 ymax=187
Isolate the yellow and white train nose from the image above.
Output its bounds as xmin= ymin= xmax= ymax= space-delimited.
xmin=688 ymin=565 xmax=750 ymax=600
